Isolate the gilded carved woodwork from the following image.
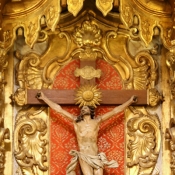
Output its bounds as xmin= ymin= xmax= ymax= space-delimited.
xmin=166 ymin=118 xmax=175 ymax=175
xmin=11 ymin=13 xmax=162 ymax=174
xmin=74 ymin=66 xmax=102 ymax=80
xmin=166 ymin=41 xmax=175 ymax=99
xmin=73 ymin=20 xmax=102 ymax=61
xmin=120 ymin=0 xmax=173 ymax=48
xmin=14 ymin=107 xmax=48 ymax=175
xmin=0 ymin=0 xmax=173 ymax=174
xmin=2 ymin=0 xmax=61 ymax=48
xmin=132 ymin=51 xmax=158 ymax=90
xmin=96 ymin=0 xmax=113 ymax=16
xmin=67 ymin=0 xmax=84 ymax=17
xmin=148 ymin=88 xmax=163 ymax=107
xmin=126 ymin=106 xmax=161 ymax=175
xmin=0 ymin=126 xmax=10 ymax=175
xmin=0 ymin=26 xmax=10 ymax=175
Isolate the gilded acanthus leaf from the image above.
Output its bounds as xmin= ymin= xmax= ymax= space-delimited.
xmin=127 ymin=110 xmax=161 ymax=174
xmin=14 ymin=108 xmax=48 ymax=175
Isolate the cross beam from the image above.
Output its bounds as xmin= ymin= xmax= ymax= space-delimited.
xmin=27 ymin=89 xmax=148 ymax=105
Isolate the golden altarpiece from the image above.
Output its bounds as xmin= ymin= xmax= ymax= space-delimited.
xmin=0 ymin=0 xmax=175 ymax=175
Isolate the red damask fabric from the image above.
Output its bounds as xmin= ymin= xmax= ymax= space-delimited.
xmin=50 ymin=59 xmax=124 ymax=175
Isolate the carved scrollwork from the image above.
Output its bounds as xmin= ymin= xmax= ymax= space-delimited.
xmin=14 ymin=107 xmax=48 ymax=175
xmin=105 ymin=31 xmax=134 ymax=82
xmin=127 ymin=107 xmax=161 ymax=175
xmin=15 ymin=51 xmax=43 ymax=89
xmin=0 ymin=127 xmax=10 ymax=175
xmin=165 ymin=118 xmax=175 ymax=175
xmin=166 ymin=41 xmax=175 ymax=99
xmin=134 ymin=51 xmax=158 ymax=89
xmin=42 ymin=32 xmax=71 ymax=84
xmin=0 ymin=31 xmax=11 ymax=175
xmin=129 ymin=27 xmax=140 ymax=40
xmin=0 ymin=31 xmax=13 ymax=75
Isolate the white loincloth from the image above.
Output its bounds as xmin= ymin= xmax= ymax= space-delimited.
xmin=66 ymin=150 xmax=118 ymax=175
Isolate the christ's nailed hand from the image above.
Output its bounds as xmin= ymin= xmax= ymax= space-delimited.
xmin=131 ymin=95 xmax=137 ymax=103
xmin=36 ymin=92 xmax=44 ymax=100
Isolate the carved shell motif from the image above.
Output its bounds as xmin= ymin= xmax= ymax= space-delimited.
xmin=73 ymin=20 xmax=102 ymax=48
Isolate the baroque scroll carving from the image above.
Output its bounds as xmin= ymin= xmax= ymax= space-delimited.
xmin=13 ymin=51 xmax=43 ymax=106
xmin=14 ymin=107 xmax=48 ymax=175
xmin=0 ymin=30 xmax=11 ymax=175
xmin=166 ymin=118 xmax=175 ymax=175
xmin=127 ymin=107 xmax=161 ymax=175
xmin=120 ymin=0 xmax=173 ymax=47
xmin=133 ymin=51 xmax=158 ymax=89
xmin=2 ymin=0 xmax=61 ymax=48
xmin=166 ymin=41 xmax=175 ymax=99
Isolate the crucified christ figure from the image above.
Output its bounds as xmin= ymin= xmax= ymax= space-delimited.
xmin=37 ymin=92 xmax=137 ymax=175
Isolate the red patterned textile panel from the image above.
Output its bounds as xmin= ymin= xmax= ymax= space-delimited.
xmin=50 ymin=59 xmax=124 ymax=175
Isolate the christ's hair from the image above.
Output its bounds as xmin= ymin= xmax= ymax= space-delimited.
xmin=75 ymin=106 xmax=95 ymax=123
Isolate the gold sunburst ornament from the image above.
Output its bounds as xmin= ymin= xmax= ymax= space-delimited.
xmin=75 ymin=84 xmax=102 ymax=108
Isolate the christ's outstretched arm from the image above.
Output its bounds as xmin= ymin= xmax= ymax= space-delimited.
xmin=36 ymin=92 xmax=75 ymax=121
xmin=98 ymin=96 xmax=137 ymax=122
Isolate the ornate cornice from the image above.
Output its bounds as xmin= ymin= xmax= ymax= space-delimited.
xmin=120 ymin=0 xmax=174 ymax=48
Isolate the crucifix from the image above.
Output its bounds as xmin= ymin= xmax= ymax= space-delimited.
xmin=25 ymin=59 xmax=148 ymax=175
xmin=27 ymin=60 xmax=147 ymax=106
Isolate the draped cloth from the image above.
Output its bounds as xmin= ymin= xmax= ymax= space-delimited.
xmin=66 ymin=150 xmax=119 ymax=175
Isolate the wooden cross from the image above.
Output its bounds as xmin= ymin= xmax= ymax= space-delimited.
xmin=26 ymin=59 xmax=148 ymax=106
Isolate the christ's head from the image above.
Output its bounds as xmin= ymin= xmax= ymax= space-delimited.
xmin=76 ymin=106 xmax=95 ymax=123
